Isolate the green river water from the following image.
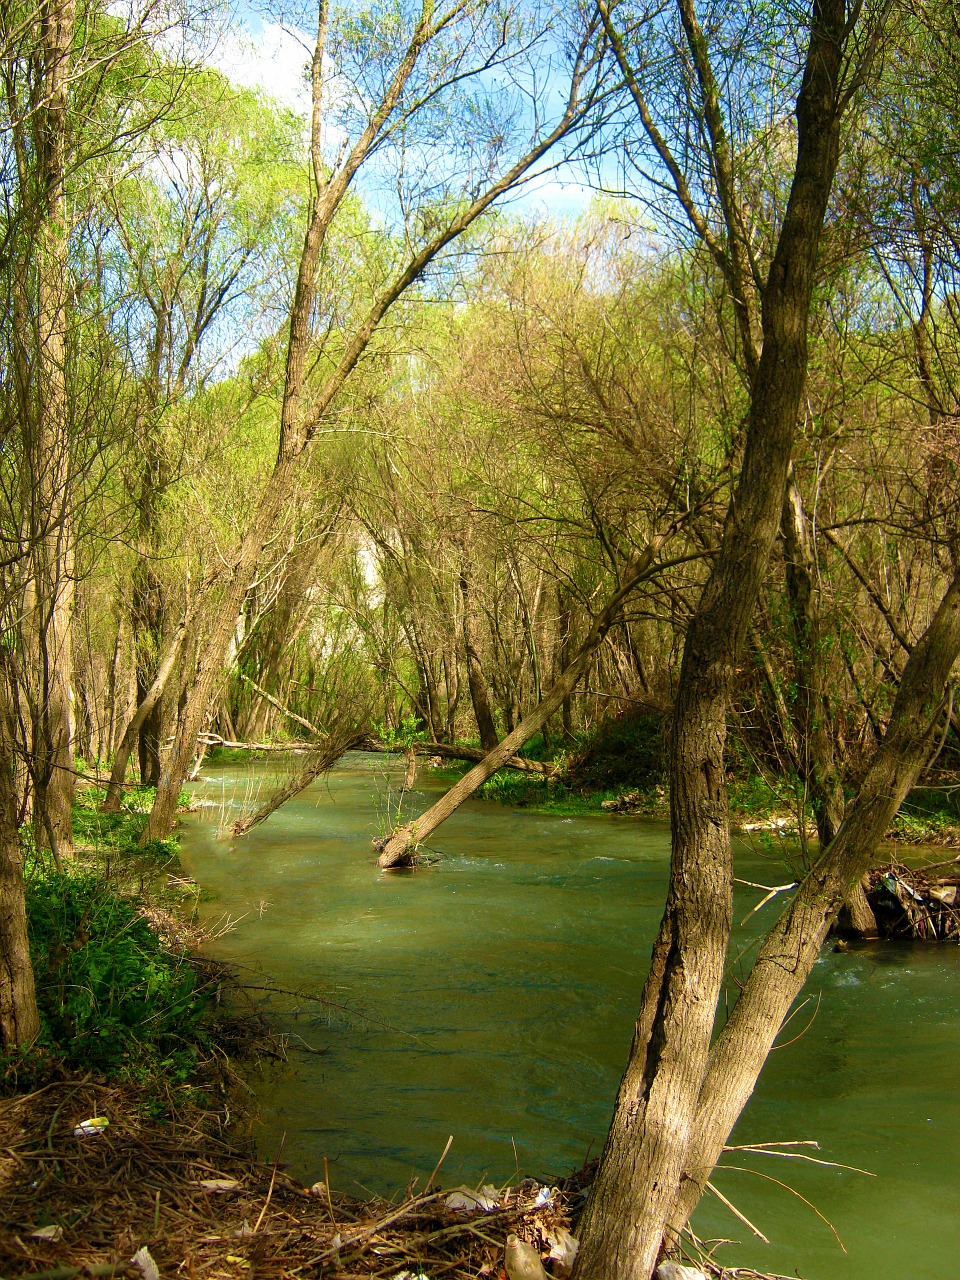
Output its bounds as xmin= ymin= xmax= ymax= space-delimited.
xmin=180 ymin=754 xmax=960 ymax=1280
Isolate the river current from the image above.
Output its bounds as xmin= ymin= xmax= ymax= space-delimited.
xmin=179 ymin=753 xmax=960 ymax=1280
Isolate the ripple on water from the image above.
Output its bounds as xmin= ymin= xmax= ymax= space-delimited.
xmin=181 ymin=758 xmax=960 ymax=1280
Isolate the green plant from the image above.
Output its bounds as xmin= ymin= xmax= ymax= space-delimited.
xmin=24 ymin=868 xmax=209 ymax=1079
xmin=378 ymin=711 xmax=428 ymax=751
xmin=477 ymin=770 xmax=551 ymax=806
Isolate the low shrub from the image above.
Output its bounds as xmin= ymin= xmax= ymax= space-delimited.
xmin=565 ymin=708 xmax=666 ymax=792
xmin=25 ymin=867 xmax=210 ymax=1080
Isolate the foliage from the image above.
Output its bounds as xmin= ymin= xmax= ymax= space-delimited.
xmin=23 ymin=867 xmax=209 ymax=1080
xmin=566 ymin=710 xmax=666 ymax=793
xmin=72 ymin=787 xmax=183 ymax=866
xmin=378 ymin=712 xmax=428 ymax=751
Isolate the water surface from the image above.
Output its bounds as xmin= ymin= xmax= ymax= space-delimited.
xmin=180 ymin=754 xmax=960 ymax=1280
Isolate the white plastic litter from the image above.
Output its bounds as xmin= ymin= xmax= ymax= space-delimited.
xmin=530 ymin=1185 xmax=556 ymax=1209
xmin=73 ymin=1116 xmax=109 ymax=1137
xmin=131 ymin=1245 xmax=160 ymax=1280
xmin=544 ymin=1226 xmax=579 ymax=1278
xmin=444 ymin=1184 xmax=499 ymax=1212
xmin=199 ymin=1178 xmax=242 ymax=1193
xmin=30 ymin=1225 xmax=63 ymax=1242
xmin=655 ymin=1262 xmax=707 ymax=1280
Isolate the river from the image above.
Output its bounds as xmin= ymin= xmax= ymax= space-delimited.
xmin=179 ymin=753 xmax=960 ymax=1280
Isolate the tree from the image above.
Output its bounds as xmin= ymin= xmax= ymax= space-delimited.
xmin=141 ymin=0 xmax=610 ymax=843
xmin=574 ymin=3 xmax=889 ymax=1275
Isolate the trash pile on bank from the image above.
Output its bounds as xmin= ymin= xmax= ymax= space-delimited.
xmin=1 ymin=1078 xmax=788 ymax=1280
xmin=866 ymin=857 xmax=960 ymax=940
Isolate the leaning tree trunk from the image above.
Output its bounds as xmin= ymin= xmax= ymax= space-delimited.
xmin=573 ymin=8 xmax=851 ymax=1277
xmin=377 ymin=541 xmax=672 ymax=868
xmin=230 ymin=723 xmax=364 ymax=837
xmin=665 ymin=568 xmax=960 ymax=1239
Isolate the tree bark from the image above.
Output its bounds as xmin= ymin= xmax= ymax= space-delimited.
xmin=666 ymin=568 xmax=960 ymax=1238
xmin=18 ymin=0 xmax=78 ymax=864
xmin=0 ymin=662 xmax=40 ymax=1051
xmin=574 ymin=8 xmax=852 ymax=1277
xmin=460 ymin=570 xmax=499 ymax=751
xmin=780 ymin=469 xmax=879 ymax=936
xmin=100 ymin=599 xmax=201 ymax=812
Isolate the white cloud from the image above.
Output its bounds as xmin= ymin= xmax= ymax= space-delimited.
xmin=209 ymin=21 xmax=312 ymax=116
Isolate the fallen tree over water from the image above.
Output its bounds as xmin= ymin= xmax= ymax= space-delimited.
xmin=376 ymin=531 xmax=691 ymax=868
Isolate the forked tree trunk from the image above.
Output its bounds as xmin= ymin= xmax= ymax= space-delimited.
xmin=378 ymin=544 xmax=672 ymax=868
xmin=574 ymin=8 xmax=852 ymax=1277
xmin=100 ymin=602 xmax=199 ymax=812
xmin=665 ymin=569 xmax=960 ymax=1239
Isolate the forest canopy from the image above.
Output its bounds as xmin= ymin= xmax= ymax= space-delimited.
xmin=2 ymin=2 xmax=959 ymax=1278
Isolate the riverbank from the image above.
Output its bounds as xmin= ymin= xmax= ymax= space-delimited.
xmin=8 ymin=761 xmax=957 ymax=1279
xmin=1 ymin=1076 xmax=775 ymax=1280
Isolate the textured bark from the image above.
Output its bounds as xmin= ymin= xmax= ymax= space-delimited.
xmin=574 ymin=8 xmax=851 ymax=1278
xmin=666 ymin=569 xmax=960 ymax=1237
xmin=460 ymin=570 xmax=499 ymax=752
xmin=0 ymin=668 xmax=40 ymax=1051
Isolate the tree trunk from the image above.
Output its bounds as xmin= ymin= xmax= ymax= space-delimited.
xmin=665 ymin=568 xmax=960 ymax=1239
xmin=142 ymin=462 xmax=300 ymax=843
xmin=0 ymin=663 xmax=40 ymax=1051
xmin=574 ymin=8 xmax=851 ymax=1277
xmin=100 ymin=601 xmax=199 ymax=812
xmin=414 ymin=741 xmax=554 ymax=775
xmin=378 ymin=546 xmax=668 ymax=867
xmin=460 ymin=570 xmax=499 ymax=751
xmin=230 ymin=724 xmax=364 ymax=836
xmin=18 ymin=0 xmax=78 ymax=864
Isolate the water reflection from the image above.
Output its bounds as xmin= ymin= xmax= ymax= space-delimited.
xmin=181 ymin=754 xmax=960 ymax=1280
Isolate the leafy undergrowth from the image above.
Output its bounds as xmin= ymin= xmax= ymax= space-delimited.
xmin=6 ymin=792 xmax=222 ymax=1090
xmin=22 ymin=865 xmax=212 ymax=1083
